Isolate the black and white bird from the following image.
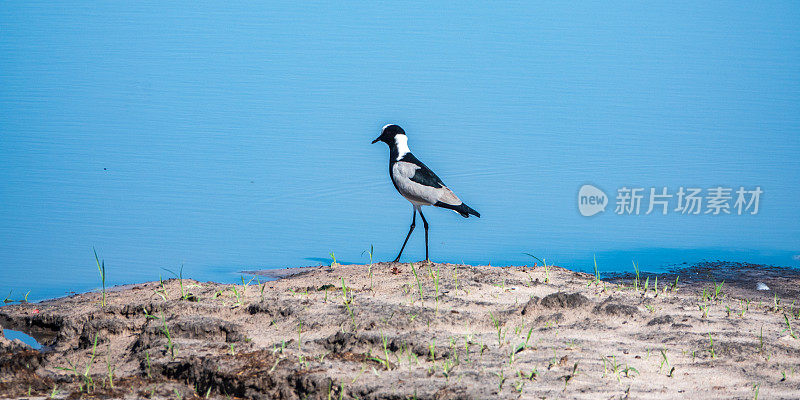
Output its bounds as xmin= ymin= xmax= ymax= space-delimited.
xmin=372 ymin=124 xmax=480 ymax=262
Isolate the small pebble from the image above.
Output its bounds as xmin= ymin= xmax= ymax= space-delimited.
xmin=756 ymin=282 xmax=769 ymax=291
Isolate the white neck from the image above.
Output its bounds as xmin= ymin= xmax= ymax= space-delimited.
xmin=394 ymin=134 xmax=410 ymax=160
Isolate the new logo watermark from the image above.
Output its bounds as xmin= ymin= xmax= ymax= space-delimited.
xmin=578 ymin=185 xmax=762 ymax=216
xmin=578 ymin=184 xmax=608 ymax=216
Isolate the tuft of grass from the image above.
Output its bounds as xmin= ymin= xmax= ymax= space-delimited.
xmin=258 ymin=277 xmax=266 ymax=302
xmin=489 ymin=311 xmax=505 ymax=347
xmin=410 ymin=263 xmax=424 ymax=304
xmin=330 ymin=251 xmax=339 ymax=267
xmin=524 ymin=253 xmax=550 ymax=283
xmin=55 ymin=333 xmax=99 ymax=393
xmin=340 ymin=277 xmax=356 ymax=330
xmin=368 ymin=330 xmax=392 ymax=370
xmin=708 ymin=333 xmax=716 ymax=359
xmin=162 ymin=264 xmax=188 ymax=300
xmin=659 ymin=349 xmax=669 ymax=373
xmin=592 ymin=255 xmax=600 ymax=285
xmin=653 ymin=276 xmax=658 ymax=296
xmin=784 ymin=313 xmax=797 ymax=339
xmin=144 ymin=307 xmax=175 ymax=359
xmin=632 ymin=261 xmax=641 ymax=292
xmin=230 ymin=285 xmax=243 ymax=306
xmin=714 ymin=281 xmax=725 ymax=300
xmin=144 ymin=351 xmax=152 ymax=378
xmin=93 ymin=248 xmax=107 ymax=307
xmin=361 ymin=245 xmax=374 ymax=291
xmin=105 ymin=345 xmax=115 ymax=389
xmin=49 ymin=384 xmax=59 ymax=398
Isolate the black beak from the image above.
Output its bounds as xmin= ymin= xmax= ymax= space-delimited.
xmin=371 ymin=137 xmax=380 ymax=144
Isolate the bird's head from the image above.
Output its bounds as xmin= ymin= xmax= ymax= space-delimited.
xmin=371 ymin=124 xmax=406 ymax=145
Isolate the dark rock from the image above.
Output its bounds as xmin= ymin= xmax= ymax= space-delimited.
xmin=647 ymin=315 xmax=674 ymax=326
xmin=521 ymin=296 xmax=540 ymax=315
xmin=539 ymin=292 xmax=589 ymax=309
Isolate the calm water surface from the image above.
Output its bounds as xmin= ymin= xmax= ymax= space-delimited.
xmin=1 ymin=2 xmax=799 ymax=301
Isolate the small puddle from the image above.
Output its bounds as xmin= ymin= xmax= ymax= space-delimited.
xmin=3 ymin=329 xmax=43 ymax=350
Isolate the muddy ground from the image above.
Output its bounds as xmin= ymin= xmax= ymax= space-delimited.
xmin=1 ymin=262 xmax=799 ymax=399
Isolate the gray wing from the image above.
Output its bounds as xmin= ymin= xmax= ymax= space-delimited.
xmin=392 ymin=161 xmax=462 ymax=206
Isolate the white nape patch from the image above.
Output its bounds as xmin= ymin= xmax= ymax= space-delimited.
xmin=394 ymin=134 xmax=410 ymax=160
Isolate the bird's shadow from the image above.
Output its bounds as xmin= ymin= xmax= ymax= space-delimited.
xmin=304 ymin=257 xmax=360 ymax=265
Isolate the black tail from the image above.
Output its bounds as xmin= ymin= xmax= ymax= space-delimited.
xmin=435 ymin=202 xmax=480 ymax=218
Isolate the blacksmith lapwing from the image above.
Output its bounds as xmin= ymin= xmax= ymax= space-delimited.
xmin=372 ymin=124 xmax=480 ymax=262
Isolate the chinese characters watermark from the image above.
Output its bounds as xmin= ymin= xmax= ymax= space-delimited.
xmin=578 ymin=185 xmax=762 ymax=216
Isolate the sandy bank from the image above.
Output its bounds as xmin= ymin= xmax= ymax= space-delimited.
xmin=1 ymin=262 xmax=799 ymax=399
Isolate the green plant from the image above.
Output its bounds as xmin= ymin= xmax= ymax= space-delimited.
xmin=714 ymin=281 xmax=724 ymax=300
xmin=489 ymin=311 xmax=504 ymax=346
xmin=230 ymin=285 xmax=243 ymax=306
xmin=297 ymin=321 xmax=303 ymax=351
xmin=699 ymin=302 xmax=709 ymax=318
xmin=495 ymin=369 xmax=506 ymax=391
xmin=368 ymin=330 xmax=393 ymax=370
xmin=330 ymin=251 xmax=339 ymax=267
xmin=592 ymin=255 xmax=600 ymax=285
xmin=105 ymin=346 xmax=115 ymax=389
xmin=784 ymin=313 xmax=797 ymax=339
xmin=632 ymin=261 xmax=640 ymax=291
xmin=340 ymin=277 xmax=356 ymax=330
xmin=741 ymin=298 xmax=750 ymax=316
xmin=241 ymin=275 xmax=255 ymax=297
xmin=361 ymin=245 xmax=374 ymax=291
xmin=258 ymin=278 xmax=267 ymax=302
xmin=55 ymin=333 xmax=99 ymax=393
xmin=144 ymin=350 xmax=152 ymax=378
xmin=653 ymin=276 xmax=658 ymax=296
xmin=524 ymin=253 xmax=550 ymax=283
xmin=144 ymin=307 xmax=175 ymax=359
xmin=49 ymin=384 xmax=60 ymax=398
xmin=93 ymin=248 xmax=107 ymax=307
xmin=162 ymin=264 xmax=188 ymax=300
xmin=659 ymin=349 xmax=669 ymax=373
xmin=410 ymin=263 xmax=424 ymax=303
xmin=2 ymin=290 xmax=11 ymax=303
xmin=708 ymin=333 xmax=716 ymax=358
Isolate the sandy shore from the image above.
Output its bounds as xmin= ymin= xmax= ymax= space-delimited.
xmin=1 ymin=262 xmax=799 ymax=399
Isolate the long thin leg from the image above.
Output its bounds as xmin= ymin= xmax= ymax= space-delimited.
xmin=393 ymin=207 xmax=416 ymax=262
xmin=418 ymin=206 xmax=429 ymax=262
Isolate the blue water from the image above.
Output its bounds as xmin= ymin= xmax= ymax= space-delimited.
xmin=2 ymin=329 xmax=42 ymax=350
xmin=1 ymin=2 xmax=799 ymax=302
